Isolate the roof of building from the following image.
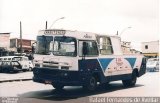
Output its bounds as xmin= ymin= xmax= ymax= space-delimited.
xmin=121 ymin=41 xmax=131 ymax=43
xmin=10 ymin=38 xmax=36 ymax=41
xmin=142 ymin=40 xmax=159 ymax=43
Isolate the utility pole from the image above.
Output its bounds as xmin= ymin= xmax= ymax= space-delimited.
xmin=45 ymin=21 xmax=48 ymax=29
xmin=116 ymin=31 xmax=119 ymax=35
xmin=20 ymin=21 xmax=22 ymax=56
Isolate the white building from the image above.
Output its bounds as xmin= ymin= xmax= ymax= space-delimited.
xmin=142 ymin=40 xmax=159 ymax=58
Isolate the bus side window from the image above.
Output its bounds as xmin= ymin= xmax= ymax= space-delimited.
xmin=97 ymin=37 xmax=113 ymax=55
xmin=79 ymin=41 xmax=99 ymax=56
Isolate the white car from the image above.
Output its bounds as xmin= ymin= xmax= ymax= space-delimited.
xmin=0 ymin=56 xmax=34 ymax=71
xmin=146 ymin=58 xmax=159 ymax=72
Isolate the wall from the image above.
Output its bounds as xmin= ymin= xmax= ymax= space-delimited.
xmin=142 ymin=41 xmax=159 ymax=53
xmin=0 ymin=33 xmax=10 ymax=49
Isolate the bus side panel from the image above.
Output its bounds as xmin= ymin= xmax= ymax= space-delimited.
xmin=78 ymin=59 xmax=107 ymax=83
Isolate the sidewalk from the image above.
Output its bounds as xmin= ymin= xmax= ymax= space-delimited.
xmin=0 ymin=72 xmax=33 ymax=82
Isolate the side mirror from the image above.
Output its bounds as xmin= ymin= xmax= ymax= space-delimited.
xmin=82 ymin=42 xmax=88 ymax=56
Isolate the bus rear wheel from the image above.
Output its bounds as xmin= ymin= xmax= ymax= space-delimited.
xmin=122 ymin=71 xmax=137 ymax=87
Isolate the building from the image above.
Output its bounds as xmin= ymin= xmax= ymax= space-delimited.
xmin=121 ymin=41 xmax=132 ymax=54
xmin=130 ymin=49 xmax=141 ymax=54
xmin=121 ymin=41 xmax=142 ymax=55
xmin=142 ymin=40 xmax=159 ymax=58
xmin=10 ymin=38 xmax=36 ymax=53
xmin=0 ymin=33 xmax=12 ymax=56
xmin=0 ymin=33 xmax=10 ymax=50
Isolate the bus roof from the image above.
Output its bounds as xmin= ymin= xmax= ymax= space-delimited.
xmin=38 ymin=29 xmax=120 ymax=40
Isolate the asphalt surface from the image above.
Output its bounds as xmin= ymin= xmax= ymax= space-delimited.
xmin=0 ymin=71 xmax=159 ymax=103
xmin=0 ymin=71 xmax=32 ymax=82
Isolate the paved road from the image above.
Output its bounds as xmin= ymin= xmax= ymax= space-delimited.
xmin=0 ymin=72 xmax=33 ymax=82
xmin=0 ymin=72 xmax=159 ymax=103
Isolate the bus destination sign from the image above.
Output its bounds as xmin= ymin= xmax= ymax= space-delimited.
xmin=44 ymin=30 xmax=66 ymax=35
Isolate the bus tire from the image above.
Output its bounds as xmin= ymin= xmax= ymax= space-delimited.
xmin=122 ymin=71 xmax=137 ymax=87
xmin=52 ymin=83 xmax=64 ymax=90
xmin=83 ymin=76 xmax=97 ymax=91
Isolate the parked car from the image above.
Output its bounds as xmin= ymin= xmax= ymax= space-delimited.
xmin=0 ymin=56 xmax=34 ymax=71
xmin=146 ymin=58 xmax=159 ymax=72
xmin=0 ymin=61 xmax=2 ymax=72
xmin=0 ymin=61 xmax=22 ymax=73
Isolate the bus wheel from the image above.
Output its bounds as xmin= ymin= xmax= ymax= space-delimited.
xmin=122 ymin=71 xmax=137 ymax=87
xmin=83 ymin=76 xmax=97 ymax=91
xmin=52 ymin=83 xmax=64 ymax=90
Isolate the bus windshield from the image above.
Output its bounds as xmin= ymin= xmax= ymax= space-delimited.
xmin=36 ymin=36 xmax=53 ymax=55
xmin=52 ymin=36 xmax=77 ymax=56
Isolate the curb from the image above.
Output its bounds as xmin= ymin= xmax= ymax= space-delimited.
xmin=0 ymin=72 xmax=33 ymax=83
xmin=0 ymin=78 xmax=32 ymax=83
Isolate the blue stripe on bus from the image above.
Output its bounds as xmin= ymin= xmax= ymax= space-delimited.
xmin=98 ymin=58 xmax=114 ymax=71
xmin=125 ymin=58 xmax=136 ymax=68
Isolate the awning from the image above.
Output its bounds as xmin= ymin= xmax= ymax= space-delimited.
xmin=143 ymin=53 xmax=159 ymax=57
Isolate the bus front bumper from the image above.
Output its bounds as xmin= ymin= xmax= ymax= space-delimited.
xmin=33 ymin=67 xmax=89 ymax=86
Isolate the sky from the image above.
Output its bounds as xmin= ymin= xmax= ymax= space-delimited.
xmin=0 ymin=0 xmax=159 ymax=50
